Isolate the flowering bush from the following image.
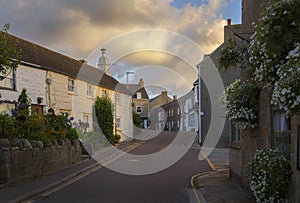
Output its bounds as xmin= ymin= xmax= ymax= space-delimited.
xmin=271 ymin=43 xmax=300 ymax=116
xmin=222 ymin=79 xmax=260 ymax=130
xmin=246 ymin=147 xmax=291 ymax=202
xmin=251 ymin=0 xmax=300 ymax=84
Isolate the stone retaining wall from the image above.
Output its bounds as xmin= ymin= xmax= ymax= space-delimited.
xmin=0 ymin=139 xmax=82 ymax=184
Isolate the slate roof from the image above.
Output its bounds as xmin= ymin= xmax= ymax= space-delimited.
xmin=4 ymin=33 xmax=131 ymax=95
xmin=127 ymin=84 xmax=149 ymax=99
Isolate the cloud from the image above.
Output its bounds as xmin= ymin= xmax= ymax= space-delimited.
xmin=0 ymin=0 xmax=230 ymax=97
xmin=1 ymin=0 xmax=228 ymax=58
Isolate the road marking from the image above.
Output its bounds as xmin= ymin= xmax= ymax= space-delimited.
xmin=200 ymin=151 xmax=216 ymax=171
xmin=190 ymin=172 xmax=211 ymax=203
xmin=192 ymin=188 xmax=201 ymax=203
xmin=22 ymin=141 xmax=144 ymax=202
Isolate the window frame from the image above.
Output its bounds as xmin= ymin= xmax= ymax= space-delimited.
xmin=136 ymin=106 xmax=142 ymax=114
xmin=87 ymin=83 xmax=93 ymax=98
xmin=136 ymin=92 xmax=142 ymax=99
xmin=102 ymin=89 xmax=107 ymax=98
xmin=116 ymin=117 xmax=121 ymax=129
xmin=0 ymin=70 xmax=15 ymax=90
xmin=231 ymin=122 xmax=240 ymax=144
xmin=68 ymin=78 xmax=76 ymax=93
xmin=271 ymin=109 xmax=291 ymax=159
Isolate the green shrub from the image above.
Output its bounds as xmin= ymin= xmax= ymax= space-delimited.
xmin=0 ymin=114 xmax=15 ymax=139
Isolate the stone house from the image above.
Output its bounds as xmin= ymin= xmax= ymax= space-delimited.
xmin=127 ymin=79 xmax=150 ymax=129
xmin=149 ymin=91 xmax=172 ymax=130
xmin=0 ymin=34 xmax=133 ymax=141
xmin=177 ymin=90 xmax=195 ymax=132
xmin=221 ymin=0 xmax=300 ymax=202
xmin=161 ymin=96 xmax=181 ymax=132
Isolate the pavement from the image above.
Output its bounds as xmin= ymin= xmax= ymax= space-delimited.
xmin=0 ymin=140 xmax=255 ymax=203
xmin=195 ymin=170 xmax=255 ymax=203
xmin=194 ymin=148 xmax=255 ymax=203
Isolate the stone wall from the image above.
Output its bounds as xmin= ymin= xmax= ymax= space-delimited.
xmin=0 ymin=139 xmax=82 ymax=185
xmin=229 ymin=90 xmax=271 ymax=193
xmin=290 ymin=114 xmax=300 ymax=203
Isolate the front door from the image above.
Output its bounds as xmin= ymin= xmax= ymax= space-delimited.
xmin=31 ymin=104 xmax=43 ymax=115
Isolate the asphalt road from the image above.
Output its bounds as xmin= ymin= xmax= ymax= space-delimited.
xmin=36 ymin=131 xmax=213 ymax=203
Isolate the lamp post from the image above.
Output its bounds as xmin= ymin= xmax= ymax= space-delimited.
xmin=197 ymin=63 xmax=202 ymax=146
xmin=126 ymin=72 xmax=134 ymax=89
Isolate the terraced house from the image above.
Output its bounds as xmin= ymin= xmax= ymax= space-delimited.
xmin=0 ymin=34 xmax=133 ymax=141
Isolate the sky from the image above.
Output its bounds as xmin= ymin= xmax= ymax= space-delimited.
xmin=0 ymin=0 xmax=241 ymax=98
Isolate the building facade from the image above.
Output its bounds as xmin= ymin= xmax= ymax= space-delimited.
xmin=0 ymin=34 xmax=133 ymax=141
xmin=128 ymin=79 xmax=150 ymax=129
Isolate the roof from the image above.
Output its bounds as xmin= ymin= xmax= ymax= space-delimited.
xmin=4 ymin=33 xmax=131 ymax=95
xmin=127 ymin=84 xmax=149 ymax=99
xmin=132 ymin=87 xmax=149 ymax=99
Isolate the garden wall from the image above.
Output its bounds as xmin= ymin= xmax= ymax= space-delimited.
xmin=0 ymin=139 xmax=82 ymax=184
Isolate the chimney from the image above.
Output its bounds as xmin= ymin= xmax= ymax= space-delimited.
xmin=227 ymin=18 xmax=232 ymax=26
xmin=139 ymin=78 xmax=144 ymax=87
xmin=101 ymin=48 xmax=106 ymax=56
xmin=173 ymin=95 xmax=177 ymax=100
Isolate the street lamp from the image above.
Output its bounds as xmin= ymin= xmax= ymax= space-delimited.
xmin=197 ymin=63 xmax=202 ymax=146
xmin=126 ymin=72 xmax=134 ymax=89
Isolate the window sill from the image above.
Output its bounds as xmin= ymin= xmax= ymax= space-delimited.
xmin=0 ymin=87 xmax=15 ymax=91
xmin=229 ymin=143 xmax=241 ymax=150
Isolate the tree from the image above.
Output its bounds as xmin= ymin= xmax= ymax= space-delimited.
xmin=16 ymin=88 xmax=31 ymax=116
xmin=95 ymin=96 xmax=118 ymax=144
xmin=132 ymin=110 xmax=142 ymax=128
xmin=0 ymin=23 xmax=21 ymax=80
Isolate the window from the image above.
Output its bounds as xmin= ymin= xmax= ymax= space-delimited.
xmin=116 ymin=117 xmax=121 ymax=129
xmin=87 ymin=84 xmax=93 ymax=97
xmin=116 ymin=93 xmax=120 ymax=103
xmin=102 ymin=90 xmax=107 ymax=98
xmin=68 ymin=78 xmax=75 ymax=93
xmin=177 ymin=108 xmax=180 ymax=115
xmin=231 ymin=122 xmax=240 ymax=143
xmin=0 ymin=71 xmax=14 ymax=90
xmin=158 ymin=111 xmax=164 ymax=121
xmin=0 ymin=102 xmax=15 ymax=115
xmin=271 ymin=110 xmax=291 ymax=159
xmin=136 ymin=106 xmax=142 ymax=114
xmin=136 ymin=92 xmax=142 ymax=99
xmin=189 ymin=114 xmax=195 ymax=128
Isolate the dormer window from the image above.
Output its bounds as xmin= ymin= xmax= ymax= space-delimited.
xmin=137 ymin=92 xmax=142 ymax=99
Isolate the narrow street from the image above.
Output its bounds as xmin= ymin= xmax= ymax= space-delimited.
xmin=32 ymin=131 xmax=215 ymax=203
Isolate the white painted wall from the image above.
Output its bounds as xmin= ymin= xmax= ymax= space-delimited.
xmin=0 ymin=64 xmax=47 ymax=106
xmin=116 ymin=92 xmax=133 ymax=141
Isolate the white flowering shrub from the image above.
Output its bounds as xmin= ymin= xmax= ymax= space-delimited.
xmin=219 ymin=0 xmax=300 ymax=118
xmin=272 ymin=43 xmax=300 ymax=116
xmin=246 ymin=147 xmax=291 ymax=203
xmin=251 ymin=0 xmax=300 ymax=84
xmin=222 ymin=79 xmax=260 ymax=130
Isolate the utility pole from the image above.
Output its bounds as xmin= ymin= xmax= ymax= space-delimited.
xmin=126 ymin=72 xmax=134 ymax=89
xmin=197 ymin=63 xmax=202 ymax=146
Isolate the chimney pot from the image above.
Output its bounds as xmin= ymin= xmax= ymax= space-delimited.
xmin=227 ymin=18 xmax=232 ymax=26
